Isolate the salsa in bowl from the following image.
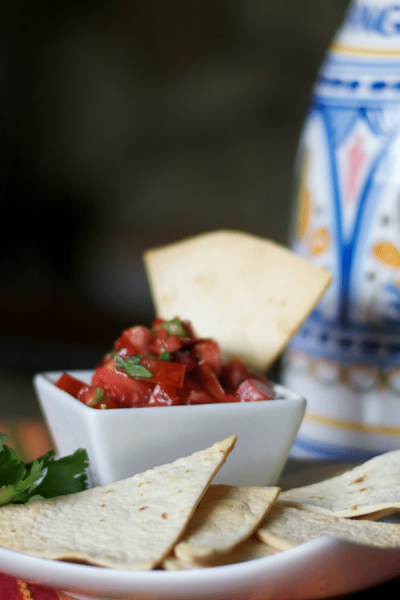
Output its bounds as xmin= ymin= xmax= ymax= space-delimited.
xmin=33 ymin=317 xmax=306 ymax=488
xmin=53 ymin=317 xmax=276 ymax=410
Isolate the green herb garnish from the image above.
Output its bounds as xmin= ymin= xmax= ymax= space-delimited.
xmin=162 ymin=318 xmax=188 ymax=337
xmin=0 ymin=434 xmax=89 ymax=505
xmin=115 ymin=355 xmax=154 ymax=378
xmin=93 ymin=388 xmax=105 ymax=404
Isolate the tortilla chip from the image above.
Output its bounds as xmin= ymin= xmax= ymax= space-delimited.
xmin=279 ymin=449 xmax=400 ymax=518
xmin=354 ymin=509 xmax=398 ymax=521
xmin=143 ymin=230 xmax=331 ymax=372
xmin=172 ymin=484 xmax=280 ymax=562
xmin=163 ymin=536 xmax=280 ymax=570
xmin=257 ymin=504 xmax=400 ymax=550
xmin=0 ymin=436 xmax=236 ymax=570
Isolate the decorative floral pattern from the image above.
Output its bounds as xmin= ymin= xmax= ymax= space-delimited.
xmin=284 ymin=0 xmax=400 ymax=459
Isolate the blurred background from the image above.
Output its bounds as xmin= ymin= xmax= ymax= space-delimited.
xmin=1 ymin=0 xmax=349 ymax=416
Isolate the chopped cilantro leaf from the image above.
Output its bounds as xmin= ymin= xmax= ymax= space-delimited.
xmin=162 ymin=318 xmax=189 ymax=337
xmin=94 ymin=388 xmax=105 ymax=404
xmin=115 ymin=355 xmax=154 ymax=378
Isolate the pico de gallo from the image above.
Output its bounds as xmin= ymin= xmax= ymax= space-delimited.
xmin=55 ymin=317 xmax=276 ymax=409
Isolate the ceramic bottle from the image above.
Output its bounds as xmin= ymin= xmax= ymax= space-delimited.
xmin=283 ymin=0 xmax=400 ymax=460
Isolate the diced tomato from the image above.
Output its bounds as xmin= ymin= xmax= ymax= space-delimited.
xmin=234 ymin=379 xmax=275 ymax=402
xmin=174 ymin=373 xmax=216 ymax=405
xmin=92 ymin=359 xmax=155 ymax=408
xmin=55 ymin=373 xmax=87 ymax=399
xmin=220 ymin=359 xmax=256 ymax=390
xmin=193 ymin=339 xmax=222 ymax=376
xmin=222 ymin=393 xmax=240 ymax=403
xmin=152 ymin=328 xmax=184 ymax=355
xmin=151 ymin=317 xmax=167 ymax=333
xmin=114 ymin=326 xmax=155 ymax=355
xmin=77 ymin=385 xmax=117 ymax=409
xmin=194 ymin=362 xmax=225 ymax=401
xmin=187 ymin=389 xmax=217 ymax=404
xmin=140 ymin=358 xmax=186 ymax=388
xmin=147 ymin=383 xmax=183 ymax=407
xmin=151 ymin=317 xmax=197 ymax=355
xmin=173 ymin=348 xmax=197 ymax=372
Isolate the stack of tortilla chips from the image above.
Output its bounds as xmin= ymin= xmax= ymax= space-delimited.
xmin=2 ymin=440 xmax=400 ymax=569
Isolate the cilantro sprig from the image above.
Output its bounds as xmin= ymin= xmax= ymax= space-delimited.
xmin=0 ymin=433 xmax=89 ymax=505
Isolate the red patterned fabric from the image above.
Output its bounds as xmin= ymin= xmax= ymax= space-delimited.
xmin=0 ymin=573 xmax=21 ymax=599
xmin=0 ymin=565 xmax=74 ymax=599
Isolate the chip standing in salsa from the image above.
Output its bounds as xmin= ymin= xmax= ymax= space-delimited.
xmin=55 ymin=317 xmax=275 ymax=409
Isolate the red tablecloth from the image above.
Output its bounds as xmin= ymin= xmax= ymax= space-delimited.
xmin=0 ymin=572 xmax=74 ymax=600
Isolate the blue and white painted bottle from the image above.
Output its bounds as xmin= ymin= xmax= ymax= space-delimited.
xmin=282 ymin=0 xmax=400 ymax=460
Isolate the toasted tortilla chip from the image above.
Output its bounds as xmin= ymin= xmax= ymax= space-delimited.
xmin=163 ymin=536 xmax=280 ymax=570
xmin=354 ymin=509 xmax=397 ymax=521
xmin=279 ymin=449 xmax=400 ymax=518
xmin=173 ymin=484 xmax=280 ymax=562
xmin=0 ymin=436 xmax=236 ymax=570
xmin=257 ymin=505 xmax=400 ymax=550
xmin=143 ymin=230 xmax=331 ymax=372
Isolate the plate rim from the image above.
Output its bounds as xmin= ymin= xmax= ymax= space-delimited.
xmin=2 ymin=536 xmax=400 ymax=599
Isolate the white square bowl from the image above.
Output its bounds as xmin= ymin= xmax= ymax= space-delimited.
xmin=34 ymin=370 xmax=305 ymax=487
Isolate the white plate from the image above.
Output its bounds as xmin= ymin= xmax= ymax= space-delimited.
xmin=1 ymin=536 xmax=400 ymax=600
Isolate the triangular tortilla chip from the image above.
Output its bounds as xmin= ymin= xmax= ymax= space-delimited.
xmin=279 ymin=449 xmax=400 ymax=519
xmin=0 ymin=436 xmax=236 ymax=570
xmin=172 ymin=484 xmax=280 ymax=562
xmin=257 ymin=505 xmax=400 ymax=550
xmin=163 ymin=536 xmax=280 ymax=570
xmin=143 ymin=230 xmax=331 ymax=372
